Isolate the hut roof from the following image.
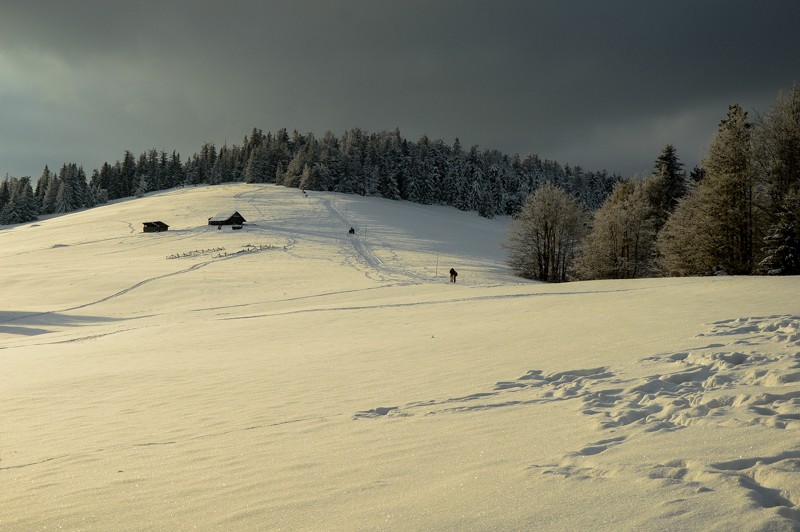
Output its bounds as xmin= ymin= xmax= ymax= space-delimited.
xmin=142 ymin=221 xmax=169 ymax=231
xmin=208 ymin=211 xmax=246 ymax=223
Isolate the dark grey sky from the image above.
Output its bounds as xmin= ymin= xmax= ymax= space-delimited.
xmin=1 ymin=0 xmax=798 ymax=180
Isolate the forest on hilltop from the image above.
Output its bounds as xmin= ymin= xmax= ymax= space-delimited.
xmin=0 ymin=128 xmax=618 ymax=226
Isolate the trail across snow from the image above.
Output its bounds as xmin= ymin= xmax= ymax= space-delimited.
xmin=1 ymin=183 xmax=799 ymax=530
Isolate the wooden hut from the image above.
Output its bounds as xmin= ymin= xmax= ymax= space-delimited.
xmin=208 ymin=211 xmax=246 ymax=226
xmin=143 ymin=221 xmax=169 ymax=233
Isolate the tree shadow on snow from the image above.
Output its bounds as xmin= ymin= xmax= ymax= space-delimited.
xmin=0 ymin=311 xmax=120 ymax=336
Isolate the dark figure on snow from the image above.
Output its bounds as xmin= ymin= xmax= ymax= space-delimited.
xmin=348 ymin=227 xmax=355 ymax=234
xmin=449 ymin=268 xmax=458 ymax=283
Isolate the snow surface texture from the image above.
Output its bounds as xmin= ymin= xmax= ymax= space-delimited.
xmin=1 ymin=183 xmax=799 ymax=530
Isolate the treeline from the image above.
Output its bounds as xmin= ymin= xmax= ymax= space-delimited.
xmin=0 ymin=128 xmax=620 ymax=226
xmin=506 ymin=85 xmax=800 ymax=281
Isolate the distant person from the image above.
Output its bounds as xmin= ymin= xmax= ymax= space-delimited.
xmin=449 ymin=268 xmax=458 ymax=283
xmin=348 ymin=227 xmax=355 ymax=234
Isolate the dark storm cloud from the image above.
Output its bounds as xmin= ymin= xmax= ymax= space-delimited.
xmin=1 ymin=0 xmax=798 ymax=180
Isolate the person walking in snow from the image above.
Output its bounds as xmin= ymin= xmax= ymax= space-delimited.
xmin=449 ymin=268 xmax=458 ymax=283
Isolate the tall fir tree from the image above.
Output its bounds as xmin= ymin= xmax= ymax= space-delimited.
xmin=659 ymin=105 xmax=763 ymax=275
xmin=645 ymin=144 xmax=687 ymax=232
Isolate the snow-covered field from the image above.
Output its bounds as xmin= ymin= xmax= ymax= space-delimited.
xmin=2 ymin=183 xmax=799 ymax=530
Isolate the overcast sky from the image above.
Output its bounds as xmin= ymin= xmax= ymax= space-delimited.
xmin=1 ymin=1 xmax=798 ymax=181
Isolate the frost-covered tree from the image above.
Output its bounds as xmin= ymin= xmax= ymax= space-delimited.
xmin=577 ymin=179 xmax=655 ymax=279
xmin=505 ymin=183 xmax=588 ymax=282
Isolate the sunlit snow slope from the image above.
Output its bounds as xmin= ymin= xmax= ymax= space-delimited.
xmin=2 ymin=183 xmax=799 ymax=530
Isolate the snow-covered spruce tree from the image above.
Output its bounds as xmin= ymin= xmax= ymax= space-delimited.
xmin=576 ymin=179 xmax=655 ymax=279
xmin=753 ymin=85 xmax=800 ymax=275
xmin=504 ymin=183 xmax=588 ymax=282
xmin=455 ymin=146 xmax=484 ymax=211
xmin=41 ymin=171 xmax=59 ymax=214
xmin=0 ymin=178 xmax=10 ymax=212
xmin=134 ymin=174 xmax=148 ymax=197
xmin=0 ymin=176 xmax=39 ymax=224
xmin=135 ymin=150 xmax=157 ymax=191
xmin=114 ymin=150 xmax=137 ymax=199
xmin=14 ymin=177 xmax=39 ymax=222
xmin=754 ymin=85 xmax=800 ymax=204
xmin=481 ymin=150 xmax=507 ymax=218
xmin=273 ymin=161 xmax=285 ymax=186
xmin=56 ymin=163 xmax=91 ymax=210
xmin=362 ymin=133 xmax=383 ymax=197
xmin=167 ymin=151 xmax=184 ymax=188
xmin=34 ymin=166 xmax=52 ymax=209
xmin=408 ymin=135 xmax=437 ymax=205
xmin=759 ymin=190 xmax=800 ymax=275
xmin=299 ymin=163 xmax=323 ymax=191
xmin=644 ymin=144 xmax=687 ymax=233
xmin=337 ymin=128 xmax=365 ymax=194
xmin=54 ymin=180 xmax=73 ymax=214
xmin=244 ymin=143 xmax=272 ymax=183
xmin=282 ymin=149 xmax=306 ymax=188
xmin=658 ymin=104 xmax=765 ymax=275
xmin=375 ymin=130 xmax=401 ymax=200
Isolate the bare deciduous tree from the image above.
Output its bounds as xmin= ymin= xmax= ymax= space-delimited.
xmin=504 ymin=183 xmax=587 ymax=282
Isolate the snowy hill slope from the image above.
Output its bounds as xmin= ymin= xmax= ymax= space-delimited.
xmin=1 ymin=184 xmax=799 ymax=530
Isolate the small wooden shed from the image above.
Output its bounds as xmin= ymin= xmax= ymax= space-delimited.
xmin=143 ymin=221 xmax=169 ymax=233
xmin=208 ymin=211 xmax=246 ymax=226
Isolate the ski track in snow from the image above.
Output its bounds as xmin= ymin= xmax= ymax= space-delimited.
xmin=218 ymin=287 xmax=647 ymax=321
xmin=234 ymin=186 xmax=405 ymax=281
xmin=0 ymin=245 xmax=283 ymax=330
xmin=356 ymin=314 xmax=800 ymax=524
xmin=305 ymin=195 xmax=427 ymax=283
xmin=235 ymin=185 xmax=440 ymax=283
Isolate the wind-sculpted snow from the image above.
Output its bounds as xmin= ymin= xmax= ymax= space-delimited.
xmin=358 ymin=314 xmax=800 ymax=528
